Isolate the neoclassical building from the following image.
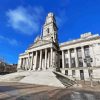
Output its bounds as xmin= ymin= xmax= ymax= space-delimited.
xmin=17 ymin=13 xmax=100 ymax=81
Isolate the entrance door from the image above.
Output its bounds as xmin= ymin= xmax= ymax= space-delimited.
xmin=60 ymin=59 xmax=62 ymax=68
xmin=80 ymin=70 xmax=84 ymax=80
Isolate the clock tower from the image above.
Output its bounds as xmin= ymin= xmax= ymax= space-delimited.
xmin=42 ymin=13 xmax=58 ymax=43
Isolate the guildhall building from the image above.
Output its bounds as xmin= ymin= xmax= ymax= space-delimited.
xmin=17 ymin=13 xmax=100 ymax=81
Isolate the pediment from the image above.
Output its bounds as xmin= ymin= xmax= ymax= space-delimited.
xmin=28 ymin=39 xmax=51 ymax=49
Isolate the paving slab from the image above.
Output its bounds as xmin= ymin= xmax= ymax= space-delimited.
xmin=0 ymin=82 xmax=100 ymax=100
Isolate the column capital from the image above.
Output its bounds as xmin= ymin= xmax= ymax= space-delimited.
xmin=62 ymin=50 xmax=64 ymax=51
xmin=89 ymin=44 xmax=94 ymax=47
xmin=81 ymin=46 xmax=85 ymax=48
xmin=68 ymin=49 xmax=70 ymax=52
xmin=74 ymin=47 xmax=77 ymax=50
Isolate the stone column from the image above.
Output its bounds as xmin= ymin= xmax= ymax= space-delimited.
xmin=21 ymin=58 xmax=24 ymax=69
xmin=17 ymin=58 xmax=22 ymax=70
xmin=30 ymin=53 xmax=34 ymax=70
xmin=29 ymin=56 xmax=31 ymax=71
xmin=28 ymin=53 xmax=30 ymax=70
xmin=81 ymin=46 xmax=86 ymax=67
xmin=31 ymin=52 xmax=34 ymax=70
xmin=29 ymin=52 xmax=34 ymax=70
xmin=84 ymin=69 xmax=90 ymax=80
xmin=68 ymin=49 xmax=71 ymax=68
xmin=26 ymin=57 xmax=28 ymax=70
xmin=89 ymin=45 xmax=95 ymax=67
xmin=22 ymin=58 xmax=25 ymax=70
xmin=75 ymin=70 xmax=80 ymax=80
xmin=50 ymin=48 xmax=53 ymax=67
xmin=26 ymin=58 xmax=28 ymax=70
xmin=54 ymin=51 xmax=57 ymax=68
xmin=27 ymin=58 xmax=29 ymax=70
xmin=20 ymin=58 xmax=23 ymax=69
xmin=24 ymin=58 xmax=27 ymax=70
xmin=39 ymin=50 xmax=42 ymax=70
xmin=34 ymin=51 xmax=37 ymax=70
xmin=47 ymin=52 xmax=50 ymax=69
xmin=45 ymin=49 xmax=47 ymax=69
xmin=74 ymin=48 xmax=78 ymax=67
xmin=23 ymin=58 xmax=25 ymax=70
xmin=62 ymin=50 xmax=65 ymax=68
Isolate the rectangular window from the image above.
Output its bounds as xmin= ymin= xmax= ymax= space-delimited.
xmin=78 ymin=57 xmax=83 ymax=67
xmin=65 ymin=70 xmax=68 ymax=75
xmin=65 ymin=58 xmax=69 ymax=68
xmin=84 ymin=46 xmax=90 ymax=57
xmin=72 ymin=70 xmax=75 ymax=76
xmin=77 ymin=48 xmax=82 ymax=57
xmin=71 ymin=58 xmax=76 ymax=68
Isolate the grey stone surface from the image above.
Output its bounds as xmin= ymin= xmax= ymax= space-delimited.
xmin=0 ymin=82 xmax=100 ymax=100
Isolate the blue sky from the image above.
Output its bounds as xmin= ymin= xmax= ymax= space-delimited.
xmin=0 ymin=0 xmax=100 ymax=64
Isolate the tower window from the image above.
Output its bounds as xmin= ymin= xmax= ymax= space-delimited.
xmin=47 ymin=28 xmax=49 ymax=33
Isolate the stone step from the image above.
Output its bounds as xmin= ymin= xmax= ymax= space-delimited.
xmin=19 ymin=70 xmax=66 ymax=88
xmin=0 ymin=70 xmax=76 ymax=88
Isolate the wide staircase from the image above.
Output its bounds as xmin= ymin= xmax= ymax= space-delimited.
xmin=53 ymin=71 xmax=76 ymax=88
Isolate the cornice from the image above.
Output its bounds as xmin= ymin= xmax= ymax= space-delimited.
xmin=59 ymin=35 xmax=100 ymax=47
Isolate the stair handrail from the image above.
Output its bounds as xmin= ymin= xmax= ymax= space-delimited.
xmin=53 ymin=71 xmax=77 ymax=84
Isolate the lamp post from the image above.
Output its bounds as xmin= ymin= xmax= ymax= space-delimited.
xmin=84 ymin=57 xmax=93 ymax=87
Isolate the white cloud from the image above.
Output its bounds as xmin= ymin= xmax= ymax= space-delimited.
xmin=6 ymin=6 xmax=45 ymax=35
xmin=0 ymin=35 xmax=18 ymax=46
xmin=56 ymin=10 xmax=68 ymax=27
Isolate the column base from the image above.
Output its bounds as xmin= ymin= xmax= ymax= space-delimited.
xmin=48 ymin=67 xmax=55 ymax=71
xmin=38 ymin=67 xmax=42 ymax=71
xmin=61 ymin=69 xmax=65 ymax=74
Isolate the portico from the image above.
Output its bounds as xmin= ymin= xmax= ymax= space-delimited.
xmin=18 ymin=45 xmax=59 ymax=71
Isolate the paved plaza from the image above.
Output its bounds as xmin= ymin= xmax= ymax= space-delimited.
xmin=0 ymin=82 xmax=100 ymax=100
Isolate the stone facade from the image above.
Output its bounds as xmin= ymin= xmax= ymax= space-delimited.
xmin=60 ymin=32 xmax=100 ymax=80
xmin=17 ymin=13 xmax=100 ymax=81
